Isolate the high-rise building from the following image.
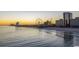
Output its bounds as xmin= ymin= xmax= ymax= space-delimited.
xmin=63 ymin=12 xmax=72 ymax=27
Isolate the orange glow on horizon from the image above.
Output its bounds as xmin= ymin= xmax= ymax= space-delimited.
xmin=0 ymin=19 xmax=35 ymax=25
xmin=0 ymin=18 xmax=56 ymax=26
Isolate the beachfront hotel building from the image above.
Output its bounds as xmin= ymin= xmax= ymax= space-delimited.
xmin=56 ymin=12 xmax=72 ymax=27
xmin=63 ymin=12 xmax=72 ymax=27
xmin=56 ymin=12 xmax=79 ymax=27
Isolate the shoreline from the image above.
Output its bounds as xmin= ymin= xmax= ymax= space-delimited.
xmin=0 ymin=26 xmax=79 ymax=32
xmin=42 ymin=27 xmax=79 ymax=32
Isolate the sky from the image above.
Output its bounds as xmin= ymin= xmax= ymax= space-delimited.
xmin=0 ymin=11 xmax=79 ymax=25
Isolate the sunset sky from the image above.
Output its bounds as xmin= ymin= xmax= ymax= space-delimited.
xmin=0 ymin=11 xmax=79 ymax=25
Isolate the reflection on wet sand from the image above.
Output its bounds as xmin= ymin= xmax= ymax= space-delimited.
xmin=0 ymin=26 xmax=79 ymax=47
xmin=64 ymin=32 xmax=73 ymax=47
xmin=56 ymin=31 xmax=74 ymax=47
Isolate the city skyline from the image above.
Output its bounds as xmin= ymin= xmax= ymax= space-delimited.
xmin=0 ymin=11 xmax=79 ymax=25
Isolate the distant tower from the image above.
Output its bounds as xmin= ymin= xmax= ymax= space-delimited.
xmin=63 ymin=12 xmax=72 ymax=27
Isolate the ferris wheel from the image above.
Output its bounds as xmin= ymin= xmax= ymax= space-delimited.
xmin=36 ymin=18 xmax=43 ymax=25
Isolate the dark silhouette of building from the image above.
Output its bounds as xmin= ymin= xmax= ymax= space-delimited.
xmin=63 ymin=12 xmax=72 ymax=27
xmin=56 ymin=19 xmax=64 ymax=27
xmin=70 ymin=17 xmax=79 ymax=27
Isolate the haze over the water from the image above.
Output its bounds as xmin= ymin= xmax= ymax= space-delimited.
xmin=0 ymin=11 xmax=79 ymax=20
